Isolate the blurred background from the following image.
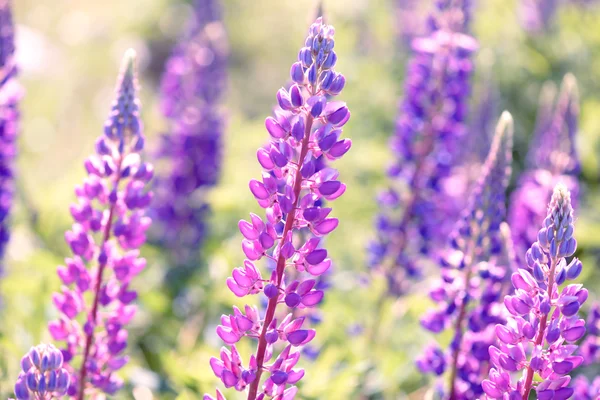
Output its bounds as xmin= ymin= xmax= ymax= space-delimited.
xmin=1 ymin=0 xmax=600 ymax=398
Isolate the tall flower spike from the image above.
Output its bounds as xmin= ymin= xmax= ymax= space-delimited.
xmin=368 ymin=0 xmax=477 ymax=294
xmin=0 ymin=0 xmax=21 ymax=278
xmin=483 ymin=184 xmax=586 ymax=399
xmin=151 ymin=0 xmax=228 ymax=273
xmin=509 ymin=74 xmax=580 ymax=266
xmin=47 ymin=50 xmax=153 ymax=399
xmin=418 ymin=112 xmax=514 ymax=399
xmin=206 ymin=17 xmax=351 ymax=400
xmin=13 ymin=344 xmax=71 ymax=400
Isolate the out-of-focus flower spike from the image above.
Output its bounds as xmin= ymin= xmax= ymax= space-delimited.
xmin=150 ymin=0 xmax=228 ymax=285
xmin=419 ymin=113 xmax=514 ymax=399
xmin=509 ymin=74 xmax=580 ymax=266
xmin=369 ymin=0 xmax=477 ymax=294
xmin=0 ymin=0 xmax=21 ymax=279
xmin=527 ymin=73 xmax=579 ymax=175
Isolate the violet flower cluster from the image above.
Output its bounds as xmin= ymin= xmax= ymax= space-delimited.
xmin=509 ymin=74 xmax=579 ymax=265
xmin=482 ymin=184 xmax=586 ymax=399
xmin=368 ymin=0 xmax=477 ymax=294
xmin=151 ymin=0 xmax=228 ymax=269
xmin=0 ymin=0 xmax=21 ymax=271
xmin=13 ymin=344 xmax=71 ymax=400
xmin=418 ymin=113 xmax=514 ymax=399
xmin=206 ymin=17 xmax=350 ymax=400
xmin=47 ymin=50 xmax=153 ymax=399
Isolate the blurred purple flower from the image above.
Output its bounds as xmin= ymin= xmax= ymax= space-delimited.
xmin=0 ymin=0 xmax=21 ymax=275
xmin=151 ymin=0 xmax=228 ymax=267
xmin=578 ymin=302 xmax=600 ymax=365
xmin=509 ymin=74 xmax=580 ymax=267
xmin=47 ymin=50 xmax=153 ymax=399
xmin=419 ymin=113 xmax=514 ymax=399
xmin=483 ymin=184 xmax=586 ymax=399
xmin=369 ymin=0 xmax=477 ymax=294
xmin=206 ymin=17 xmax=351 ymax=400
xmin=572 ymin=375 xmax=600 ymax=400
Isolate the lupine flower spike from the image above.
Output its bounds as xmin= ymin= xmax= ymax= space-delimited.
xmin=13 ymin=344 xmax=71 ymax=400
xmin=206 ymin=17 xmax=351 ymax=400
xmin=483 ymin=184 xmax=586 ymax=399
xmin=368 ymin=0 xmax=477 ymax=294
xmin=0 ymin=0 xmax=21 ymax=275
xmin=152 ymin=0 xmax=228 ymax=272
xmin=418 ymin=112 xmax=514 ymax=399
xmin=509 ymin=74 xmax=579 ymax=265
xmin=47 ymin=50 xmax=153 ymax=398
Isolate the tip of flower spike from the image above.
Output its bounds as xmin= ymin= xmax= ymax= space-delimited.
xmin=562 ymin=72 xmax=578 ymax=97
xmin=314 ymin=0 xmax=325 ymax=21
xmin=550 ymin=183 xmax=571 ymax=206
xmin=121 ymin=48 xmax=137 ymax=77
xmin=485 ymin=111 xmax=513 ymax=169
xmin=497 ymin=111 xmax=513 ymax=134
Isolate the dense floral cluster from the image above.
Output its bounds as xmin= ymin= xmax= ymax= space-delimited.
xmin=13 ymin=344 xmax=71 ymax=400
xmin=206 ymin=17 xmax=350 ymax=400
xmin=46 ymin=50 xmax=153 ymax=399
xmin=369 ymin=0 xmax=477 ymax=294
xmin=0 ymin=0 xmax=21 ymax=272
xmin=418 ymin=113 xmax=514 ymax=399
xmin=509 ymin=74 xmax=580 ymax=264
xmin=483 ymin=184 xmax=586 ymax=399
xmin=151 ymin=0 xmax=228 ymax=269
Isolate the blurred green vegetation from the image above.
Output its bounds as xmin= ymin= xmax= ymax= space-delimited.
xmin=1 ymin=0 xmax=600 ymax=398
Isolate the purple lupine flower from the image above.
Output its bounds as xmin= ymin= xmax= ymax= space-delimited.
xmin=0 ymin=0 xmax=21 ymax=273
xmin=418 ymin=113 xmax=514 ymax=399
xmin=482 ymin=184 xmax=586 ymax=399
xmin=572 ymin=376 xmax=600 ymax=400
xmin=47 ymin=50 xmax=153 ymax=399
xmin=206 ymin=17 xmax=350 ymax=400
xmin=13 ymin=344 xmax=71 ymax=400
xmin=151 ymin=0 xmax=228 ymax=267
xmin=578 ymin=303 xmax=600 ymax=364
xmin=368 ymin=0 xmax=477 ymax=294
xmin=509 ymin=74 xmax=579 ymax=266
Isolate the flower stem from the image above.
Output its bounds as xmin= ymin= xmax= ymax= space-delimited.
xmin=246 ymin=114 xmax=314 ymax=400
xmin=447 ymin=265 xmax=473 ymax=400
xmin=521 ymin=257 xmax=557 ymax=400
xmin=77 ymin=157 xmax=123 ymax=400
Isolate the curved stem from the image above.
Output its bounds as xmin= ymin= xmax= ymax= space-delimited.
xmin=447 ymin=265 xmax=473 ymax=400
xmin=522 ymin=257 xmax=557 ymax=400
xmin=246 ymin=114 xmax=314 ymax=400
xmin=77 ymin=157 xmax=123 ymax=400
